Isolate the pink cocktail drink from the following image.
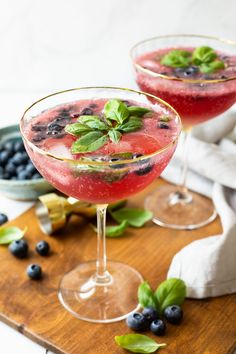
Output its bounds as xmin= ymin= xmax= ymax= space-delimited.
xmin=134 ymin=47 xmax=236 ymax=126
xmin=24 ymin=98 xmax=179 ymax=204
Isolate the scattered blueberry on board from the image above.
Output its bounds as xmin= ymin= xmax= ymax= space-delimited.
xmin=126 ymin=312 xmax=148 ymax=332
xmin=150 ymin=319 xmax=166 ymax=336
xmin=0 ymin=137 xmax=42 ymax=180
xmin=9 ymin=239 xmax=28 ymax=259
xmin=0 ymin=213 xmax=8 ymax=225
xmin=36 ymin=240 xmax=50 ymax=256
xmin=164 ymin=305 xmax=183 ymax=325
xmin=27 ymin=264 xmax=42 ymax=280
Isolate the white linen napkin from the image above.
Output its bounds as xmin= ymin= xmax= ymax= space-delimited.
xmin=162 ymin=108 xmax=236 ymax=298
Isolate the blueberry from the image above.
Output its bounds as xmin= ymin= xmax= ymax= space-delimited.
xmin=21 ymin=151 xmax=29 ymax=164
xmin=25 ymin=162 xmax=37 ymax=174
xmin=2 ymin=172 xmax=10 ymax=179
xmin=158 ymin=122 xmax=169 ymax=129
xmin=5 ymin=162 xmax=16 ymax=176
xmin=71 ymin=113 xmax=80 ymax=118
xmin=0 ymin=213 xmax=8 ymax=225
xmin=174 ymin=66 xmax=199 ymax=78
xmin=126 ymin=312 xmax=149 ymax=331
xmin=27 ymin=264 xmax=42 ymax=280
xmin=142 ymin=307 xmax=159 ymax=323
xmin=36 ymin=240 xmax=50 ymax=256
xmin=11 ymin=152 xmax=24 ymax=166
xmin=164 ymin=305 xmax=183 ymax=325
xmin=150 ymin=319 xmax=166 ymax=336
xmin=81 ymin=107 xmax=93 ymax=115
xmin=135 ymin=165 xmax=153 ymax=176
xmin=0 ymin=166 xmax=3 ymax=174
xmin=13 ymin=140 xmax=25 ymax=152
xmin=31 ymin=124 xmax=47 ymax=132
xmin=0 ymin=150 xmax=10 ymax=165
xmin=132 ymin=153 xmax=150 ymax=165
xmin=17 ymin=170 xmax=31 ymax=180
xmin=32 ymin=172 xmax=42 ymax=179
xmin=47 ymin=122 xmax=64 ymax=132
xmin=32 ymin=135 xmax=45 ymax=143
xmin=9 ymin=239 xmax=28 ymax=258
xmin=109 ymin=157 xmax=125 ymax=169
xmin=3 ymin=141 xmax=15 ymax=156
xmin=16 ymin=165 xmax=25 ymax=174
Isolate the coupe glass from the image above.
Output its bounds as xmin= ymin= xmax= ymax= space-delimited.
xmin=20 ymin=87 xmax=181 ymax=323
xmin=131 ymin=35 xmax=236 ymax=230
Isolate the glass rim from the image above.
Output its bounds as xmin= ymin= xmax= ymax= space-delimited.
xmin=20 ymin=86 xmax=182 ymax=166
xmin=130 ymin=34 xmax=236 ymax=84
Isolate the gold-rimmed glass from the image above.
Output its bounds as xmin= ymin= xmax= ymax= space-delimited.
xmin=131 ymin=35 xmax=236 ymax=230
xmin=20 ymin=86 xmax=181 ymax=323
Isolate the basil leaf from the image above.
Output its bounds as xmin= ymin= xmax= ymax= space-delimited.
xmin=0 ymin=226 xmax=26 ymax=245
xmin=138 ymin=281 xmax=158 ymax=309
xmin=104 ymin=99 xmax=130 ymax=124
xmin=78 ymin=116 xmax=108 ymax=130
xmin=65 ymin=123 xmax=92 ymax=136
xmin=192 ymin=46 xmax=217 ymax=64
xmin=71 ymin=132 xmax=108 ymax=153
xmin=111 ymin=208 xmax=153 ymax=227
xmin=118 ymin=116 xmax=143 ymax=133
xmin=108 ymin=129 xmax=122 ymax=143
xmin=200 ymin=60 xmax=225 ymax=74
xmin=161 ymin=49 xmax=191 ymax=68
xmin=155 ymin=278 xmax=186 ymax=313
xmin=115 ymin=334 xmax=166 ymax=353
xmin=128 ymin=106 xmax=151 ymax=117
xmin=106 ymin=220 xmax=128 ymax=237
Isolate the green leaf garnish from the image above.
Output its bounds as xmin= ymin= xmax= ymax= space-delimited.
xmin=154 ymin=278 xmax=186 ymax=313
xmin=161 ymin=46 xmax=225 ymax=74
xmin=66 ymin=99 xmax=151 ymax=153
xmin=106 ymin=220 xmax=128 ymax=237
xmin=71 ymin=132 xmax=108 ymax=153
xmin=111 ymin=208 xmax=153 ymax=227
xmin=160 ymin=115 xmax=171 ymax=122
xmin=0 ymin=226 xmax=27 ymax=245
xmin=192 ymin=46 xmax=217 ymax=65
xmin=108 ymin=129 xmax=122 ymax=143
xmin=161 ymin=49 xmax=191 ymax=68
xmin=138 ymin=281 xmax=158 ymax=309
xmin=128 ymin=106 xmax=151 ymax=117
xmin=104 ymin=99 xmax=130 ymax=124
xmin=115 ymin=334 xmax=166 ymax=353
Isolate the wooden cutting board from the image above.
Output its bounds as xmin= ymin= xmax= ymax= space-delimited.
xmin=0 ymin=179 xmax=235 ymax=354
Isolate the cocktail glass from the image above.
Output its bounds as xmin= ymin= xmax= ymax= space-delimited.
xmin=20 ymin=87 xmax=181 ymax=323
xmin=131 ymin=35 xmax=236 ymax=229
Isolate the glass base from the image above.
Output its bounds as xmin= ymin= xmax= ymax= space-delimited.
xmin=58 ymin=260 xmax=143 ymax=323
xmin=145 ymin=184 xmax=217 ymax=230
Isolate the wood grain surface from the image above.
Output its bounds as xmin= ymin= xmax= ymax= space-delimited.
xmin=0 ymin=179 xmax=235 ymax=354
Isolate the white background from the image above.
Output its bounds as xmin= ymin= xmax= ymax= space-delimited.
xmin=0 ymin=0 xmax=235 ymax=353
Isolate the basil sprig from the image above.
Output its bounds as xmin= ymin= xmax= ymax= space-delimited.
xmin=138 ymin=278 xmax=186 ymax=314
xmin=65 ymin=100 xmax=151 ymax=153
xmin=161 ymin=46 xmax=225 ymax=74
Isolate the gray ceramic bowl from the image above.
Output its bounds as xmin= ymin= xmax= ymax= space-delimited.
xmin=0 ymin=124 xmax=54 ymax=200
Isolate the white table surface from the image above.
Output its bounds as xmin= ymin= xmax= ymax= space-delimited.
xmin=0 ymin=0 xmax=236 ymax=353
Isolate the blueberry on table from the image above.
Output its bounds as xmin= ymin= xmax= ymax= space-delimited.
xmin=9 ymin=239 xmax=28 ymax=258
xmin=164 ymin=305 xmax=183 ymax=324
xmin=126 ymin=312 xmax=149 ymax=331
xmin=36 ymin=240 xmax=50 ymax=256
xmin=142 ymin=307 xmax=159 ymax=323
xmin=150 ymin=319 xmax=166 ymax=336
xmin=27 ymin=264 xmax=42 ymax=280
xmin=0 ymin=213 xmax=8 ymax=225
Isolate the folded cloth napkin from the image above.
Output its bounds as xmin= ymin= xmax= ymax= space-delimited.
xmin=161 ymin=108 xmax=236 ymax=298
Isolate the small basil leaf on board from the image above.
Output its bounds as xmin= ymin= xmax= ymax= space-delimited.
xmin=106 ymin=220 xmax=128 ymax=238
xmin=192 ymin=46 xmax=217 ymax=65
xmin=65 ymin=123 xmax=92 ymax=136
xmin=78 ymin=116 xmax=108 ymax=130
xmin=161 ymin=49 xmax=191 ymax=68
xmin=138 ymin=281 xmax=158 ymax=309
xmin=115 ymin=334 xmax=166 ymax=353
xmin=111 ymin=208 xmax=153 ymax=227
xmin=104 ymin=99 xmax=130 ymax=124
xmin=0 ymin=227 xmax=27 ymax=245
xmin=118 ymin=116 xmax=143 ymax=133
xmin=155 ymin=278 xmax=186 ymax=313
xmin=128 ymin=106 xmax=151 ymax=117
xmin=108 ymin=129 xmax=122 ymax=143
xmin=71 ymin=132 xmax=108 ymax=153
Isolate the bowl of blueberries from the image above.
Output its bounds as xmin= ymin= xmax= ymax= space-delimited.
xmin=0 ymin=124 xmax=54 ymax=200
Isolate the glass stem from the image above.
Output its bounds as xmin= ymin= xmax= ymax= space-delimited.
xmin=95 ymin=204 xmax=111 ymax=284
xmin=180 ymin=131 xmax=190 ymax=193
